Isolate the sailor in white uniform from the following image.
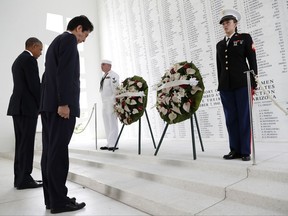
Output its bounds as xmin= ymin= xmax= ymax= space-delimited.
xmin=99 ymin=60 xmax=120 ymax=150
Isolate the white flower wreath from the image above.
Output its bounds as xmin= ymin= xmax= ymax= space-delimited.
xmin=114 ymin=76 xmax=148 ymax=125
xmin=155 ymin=61 xmax=204 ymax=124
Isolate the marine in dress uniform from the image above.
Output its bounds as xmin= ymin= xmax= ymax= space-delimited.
xmin=216 ymin=9 xmax=258 ymax=161
xmin=99 ymin=60 xmax=120 ymax=151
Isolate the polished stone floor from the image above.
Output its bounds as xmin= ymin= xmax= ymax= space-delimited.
xmin=0 ymin=156 xmax=148 ymax=216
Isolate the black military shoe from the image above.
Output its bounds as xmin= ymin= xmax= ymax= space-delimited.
xmin=223 ymin=151 xmax=241 ymax=160
xmin=241 ymin=155 xmax=251 ymax=161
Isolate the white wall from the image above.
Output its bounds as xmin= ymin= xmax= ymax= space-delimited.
xmin=0 ymin=0 xmax=102 ymax=152
xmin=97 ymin=0 xmax=288 ymax=144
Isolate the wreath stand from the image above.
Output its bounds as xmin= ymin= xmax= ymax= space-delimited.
xmin=154 ymin=112 xmax=204 ymax=160
xmin=113 ymin=109 xmax=156 ymax=154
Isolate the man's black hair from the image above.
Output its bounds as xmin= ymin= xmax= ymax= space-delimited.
xmin=67 ymin=15 xmax=94 ymax=32
xmin=25 ymin=37 xmax=42 ymax=48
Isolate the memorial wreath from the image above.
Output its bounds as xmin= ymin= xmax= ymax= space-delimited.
xmin=114 ymin=75 xmax=148 ymax=125
xmin=155 ymin=61 xmax=204 ymax=124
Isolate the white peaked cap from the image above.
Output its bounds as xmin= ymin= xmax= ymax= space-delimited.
xmin=101 ymin=59 xmax=112 ymax=65
xmin=219 ymin=9 xmax=241 ymax=24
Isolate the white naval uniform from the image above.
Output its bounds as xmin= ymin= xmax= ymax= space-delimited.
xmin=100 ymin=70 xmax=119 ymax=148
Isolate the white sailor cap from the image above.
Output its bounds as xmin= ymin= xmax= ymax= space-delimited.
xmin=219 ymin=9 xmax=241 ymax=24
xmin=101 ymin=59 xmax=112 ymax=65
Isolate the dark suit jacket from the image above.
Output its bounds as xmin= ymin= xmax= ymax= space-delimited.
xmin=7 ymin=51 xmax=40 ymax=117
xmin=216 ymin=33 xmax=258 ymax=91
xmin=40 ymin=32 xmax=80 ymax=117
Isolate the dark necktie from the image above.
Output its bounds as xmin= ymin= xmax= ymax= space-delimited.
xmin=226 ymin=38 xmax=230 ymax=46
xmin=100 ymin=73 xmax=108 ymax=91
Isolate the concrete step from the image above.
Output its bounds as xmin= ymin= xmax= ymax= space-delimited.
xmin=31 ymin=150 xmax=234 ymax=215
xmin=225 ymin=153 xmax=288 ymax=214
xmin=67 ymin=149 xmax=248 ymax=196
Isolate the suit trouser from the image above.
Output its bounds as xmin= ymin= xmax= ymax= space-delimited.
xmin=41 ymin=112 xmax=75 ymax=208
xmin=12 ymin=115 xmax=38 ymax=187
xmin=102 ymin=100 xmax=118 ymax=147
xmin=220 ymin=87 xmax=251 ymax=156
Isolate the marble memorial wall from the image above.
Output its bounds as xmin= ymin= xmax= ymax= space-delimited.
xmin=98 ymin=0 xmax=288 ymax=143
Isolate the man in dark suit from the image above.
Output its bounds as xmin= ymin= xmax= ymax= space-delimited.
xmin=7 ymin=37 xmax=43 ymax=189
xmin=216 ymin=9 xmax=258 ymax=161
xmin=40 ymin=15 xmax=93 ymax=214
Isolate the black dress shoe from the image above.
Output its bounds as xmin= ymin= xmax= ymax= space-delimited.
xmin=100 ymin=146 xmax=109 ymax=150
xmin=242 ymin=155 xmax=251 ymax=161
xmin=46 ymin=197 xmax=76 ymax=210
xmin=50 ymin=201 xmax=86 ymax=214
xmin=69 ymin=197 xmax=76 ymax=203
xmin=223 ymin=151 xmax=241 ymax=160
xmin=17 ymin=180 xmax=43 ymax=190
xmin=108 ymin=147 xmax=119 ymax=151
